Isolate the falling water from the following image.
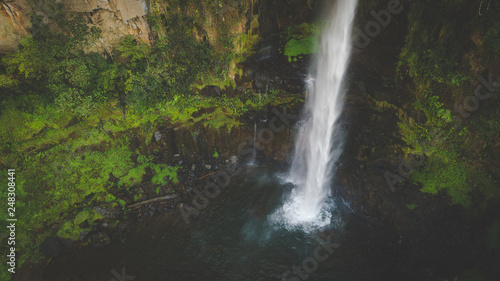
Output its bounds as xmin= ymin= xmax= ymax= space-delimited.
xmin=249 ymin=119 xmax=258 ymax=165
xmin=270 ymin=0 xmax=357 ymax=232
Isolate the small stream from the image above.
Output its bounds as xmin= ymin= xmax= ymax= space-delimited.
xmin=42 ymin=164 xmax=419 ymax=281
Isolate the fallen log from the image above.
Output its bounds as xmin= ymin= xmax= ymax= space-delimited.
xmin=127 ymin=193 xmax=178 ymax=208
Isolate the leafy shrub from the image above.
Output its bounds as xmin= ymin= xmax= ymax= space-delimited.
xmin=119 ymin=164 xmax=148 ymax=187
xmin=0 ymin=108 xmax=46 ymax=144
xmin=398 ymin=0 xmax=469 ymax=86
xmin=412 ymin=154 xmax=473 ymax=207
xmin=151 ymin=164 xmax=179 ymax=185
xmin=55 ymin=88 xmax=95 ymax=117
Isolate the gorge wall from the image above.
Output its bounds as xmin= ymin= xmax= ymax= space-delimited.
xmin=0 ymin=0 xmax=319 ymax=54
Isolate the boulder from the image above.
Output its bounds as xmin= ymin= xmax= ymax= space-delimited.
xmin=39 ymin=237 xmax=65 ymax=258
xmin=154 ymin=131 xmax=163 ymax=142
xmin=200 ymin=85 xmax=221 ymax=97
xmin=89 ymin=232 xmax=111 ymax=248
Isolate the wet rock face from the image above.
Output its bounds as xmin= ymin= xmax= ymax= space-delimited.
xmin=89 ymin=231 xmax=111 ymax=248
xmin=256 ymin=0 xmax=318 ymax=36
xmin=234 ymin=1 xmax=322 ymax=95
xmin=0 ymin=0 xmax=150 ymax=53
xmin=64 ymin=0 xmax=150 ymax=53
xmin=72 ymin=0 xmax=148 ymax=42
xmin=39 ymin=237 xmax=73 ymax=258
xmin=151 ymin=114 xmax=296 ymax=166
xmin=123 ymin=110 xmax=298 ymax=224
xmin=199 ymin=85 xmax=222 ymax=97
xmin=0 ymin=0 xmax=320 ymax=54
xmin=0 ymin=1 xmax=30 ymax=53
xmin=237 ymin=34 xmax=310 ymax=95
xmin=39 ymin=237 xmax=65 ymax=258
xmin=1 ymin=0 xmax=253 ymax=54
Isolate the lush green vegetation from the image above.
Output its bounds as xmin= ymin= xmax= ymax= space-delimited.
xmin=0 ymin=2 xmax=302 ymax=272
xmin=284 ymin=37 xmax=317 ymax=62
xmin=398 ymin=0 xmax=500 ymax=86
xmin=281 ymin=23 xmax=320 ymax=62
xmin=398 ymin=0 xmax=469 ymax=86
xmin=389 ymin=0 xmax=500 ymax=207
xmin=1 ymin=1 xmax=498 ymax=279
xmin=150 ymin=0 xmax=260 ymax=89
xmin=393 ymin=91 xmax=499 ymax=207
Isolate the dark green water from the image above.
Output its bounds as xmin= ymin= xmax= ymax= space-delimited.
xmin=42 ymin=165 xmax=416 ymax=281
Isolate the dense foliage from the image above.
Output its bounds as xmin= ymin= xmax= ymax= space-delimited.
xmin=0 ymin=2 xmax=295 ymax=273
xmin=395 ymin=0 xmax=500 ymax=207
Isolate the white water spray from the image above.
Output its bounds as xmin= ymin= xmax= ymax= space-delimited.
xmin=270 ymin=0 xmax=357 ymax=231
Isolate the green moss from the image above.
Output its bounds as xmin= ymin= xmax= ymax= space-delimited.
xmin=119 ymin=164 xmax=148 ymax=187
xmin=412 ymin=154 xmax=473 ymax=207
xmin=199 ymin=107 xmax=242 ymax=130
xmin=0 ymin=4 xmax=304 ymax=269
xmin=105 ymin=194 xmax=117 ymax=203
xmin=90 ymin=210 xmax=104 ymax=222
xmin=151 ymin=164 xmax=179 ymax=185
xmin=103 ymin=146 xmax=134 ymax=178
xmin=213 ymin=147 xmax=219 ymax=158
xmin=117 ymin=199 xmax=126 ymax=207
xmin=156 ymin=92 xmax=298 ymax=131
xmin=74 ymin=210 xmax=90 ymax=225
xmin=57 ymin=221 xmax=86 ymax=240
xmin=406 ymin=204 xmax=418 ymax=210
xmin=0 ymin=108 xmax=47 ymax=144
xmin=133 ymin=194 xmax=143 ymax=201
xmin=280 ymin=22 xmax=320 ymax=62
xmin=398 ymin=0 xmax=470 ymax=86
xmin=410 ymin=149 xmax=496 ymax=208
xmin=284 ymin=36 xmax=318 ymax=62
xmin=395 ymin=88 xmax=498 ymax=209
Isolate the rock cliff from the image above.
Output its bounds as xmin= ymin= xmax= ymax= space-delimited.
xmin=0 ymin=0 xmax=150 ymax=53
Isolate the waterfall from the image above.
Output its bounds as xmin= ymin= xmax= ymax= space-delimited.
xmin=270 ymin=0 xmax=357 ymax=232
xmin=249 ymin=119 xmax=257 ymax=165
